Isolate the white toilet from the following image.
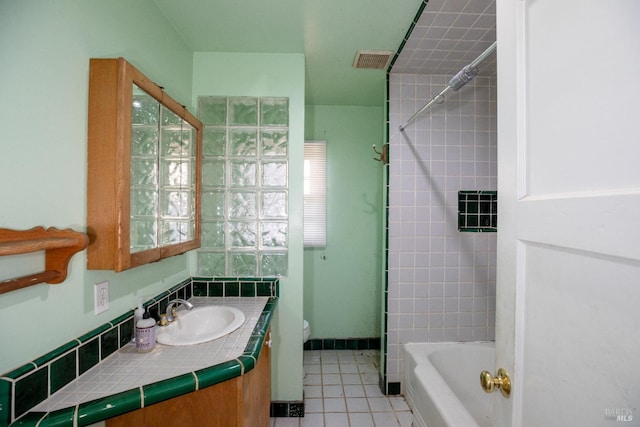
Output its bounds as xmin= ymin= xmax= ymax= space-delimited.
xmin=303 ymin=320 xmax=310 ymax=343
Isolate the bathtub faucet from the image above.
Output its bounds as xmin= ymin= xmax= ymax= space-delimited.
xmin=165 ymin=299 xmax=194 ymax=323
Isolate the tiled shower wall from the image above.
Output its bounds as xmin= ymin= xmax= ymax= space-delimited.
xmin=386 ymin=74 xmax=497 ymax=385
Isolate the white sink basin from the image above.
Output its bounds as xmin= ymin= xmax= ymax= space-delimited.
xmin=156 ymin=305 xmax=246 ymax=346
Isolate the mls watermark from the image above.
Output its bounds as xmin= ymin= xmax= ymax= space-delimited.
xmin=605 ymin=407 xmax=635 ymax=422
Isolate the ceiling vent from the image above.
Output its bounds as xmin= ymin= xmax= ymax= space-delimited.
xmin=353 ymin=50 xmax=394 ymax=69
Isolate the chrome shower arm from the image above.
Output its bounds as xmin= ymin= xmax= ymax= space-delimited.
xmin=398 ymin=85 xmax=451 ymax=132
xmin=399 ymin=41 xmax=497 ymax=132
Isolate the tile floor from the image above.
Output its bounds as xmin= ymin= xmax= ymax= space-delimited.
xmin=270 ymin=350 xmax=413 ymax=427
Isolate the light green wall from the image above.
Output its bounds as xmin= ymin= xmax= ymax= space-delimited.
xmin=0 ymin=0 xmax=376 ymax=408
xmin=0 ymin=0 xmax=195 ymax=374
xmin=192 ymin=52 xmax=305 ymax=402
xmin=303 ymin=105 xmax=384 ymax=338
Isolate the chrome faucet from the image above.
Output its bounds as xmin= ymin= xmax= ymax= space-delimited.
xmin=165 ymin=299 xmax=194 ymax=323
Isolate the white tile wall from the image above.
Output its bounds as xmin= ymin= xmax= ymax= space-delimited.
xmin=386 ymin=73 xmax=497 ymax=384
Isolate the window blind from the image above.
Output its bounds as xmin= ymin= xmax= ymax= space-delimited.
xmin=304 ymin=141 xmax=327 ymax=247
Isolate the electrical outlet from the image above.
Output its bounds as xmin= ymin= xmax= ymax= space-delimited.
xmin=94 ymin=281 xmax=109 ymax=315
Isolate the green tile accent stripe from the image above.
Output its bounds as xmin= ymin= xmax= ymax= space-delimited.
xmin=242 ymin=336 xmax=262 ymax=357
xmin=50 ymin=353 xmax=75 ymax=395
xmin=108 ymin=311 xmax=134 ymax=328
xmin=0 ymin=378 xmax=12 ymax=427
xmin=386 ymin=0 xmax=429 ymax=73
xmin=191 ymin=277 xmax=279 ymax=298
xmin=270 ymin=401 xmax=305 ymax=418
xmin=2 ymin=363 xmax=36 ymax=381
xmin=118 ymin=319 xmax=134 ymax=348
xmin=77 ymin=388 xmax=142 ymax=426
xmin=382 ymin=0 xmax=430 ymax=395
xmin=77 ymin=323 xmax=111 ymax=344
xmin=142 ymin=373 xmax=197 ymax=407
xmin=78 ymin=339 xmax=99 ymax=376
xmin=303 ymin=337 xmax=381 ymax=351
xmin=387 ymin=381 xmax=401 ymax=395
xmin=4 ymin=276 xmax=278 ymax=426
xmin=458 ymin=190 xmax=498 ymax=232
xmin=100 ymin=328 xmax=119 ymax=360
xmin=237 ymin=355 xmax=256 ymax=373
xmin=14 ymin=367 xmax=48 ymax=420
xmin=32 ymin=342 xmax=78 ymax=368
xmin=29 ymin=406 xmax=75 ymax=427
xmin=195 ymin=360 xmax=242 ymax=389
xmin=169 ymin=277 xmax=192 ymax=293
xmin=7 ymin=411 xmax=45 ymax=426
xmin=225 ymin=281 xmax=240 ymax=296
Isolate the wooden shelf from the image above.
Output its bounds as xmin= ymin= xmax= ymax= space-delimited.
xmin=0 ymin=227 xmax=89 ymax=295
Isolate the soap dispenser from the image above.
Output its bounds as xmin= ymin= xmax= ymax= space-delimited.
xmin=135 ymin=311 xmax=156 ymax=352
xmin=132 ymin=303 xmax=145 ymax=344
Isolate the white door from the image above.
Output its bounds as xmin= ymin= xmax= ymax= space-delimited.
xmin=495 ymin=0 xmax=640 ymax=426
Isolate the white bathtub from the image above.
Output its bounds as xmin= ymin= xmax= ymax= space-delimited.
xmin=403 ymin=342 xmax=494 ymax=427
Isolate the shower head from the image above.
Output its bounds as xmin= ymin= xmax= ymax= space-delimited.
xmin=448 ymin=65 xmax=479 ymax=91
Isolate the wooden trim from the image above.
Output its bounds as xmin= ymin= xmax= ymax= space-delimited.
xmin=0 ymin=227 xmax=88 ymax=294
xmin=87 ymin=58 xmax=202 ymax=272
xmin=87 ymin=59 xmax=119 ymax=270
xmin=106 ymin=329 xmax=271 ymax=427
xmin=243 ymin=333 xmax=271 ymax=426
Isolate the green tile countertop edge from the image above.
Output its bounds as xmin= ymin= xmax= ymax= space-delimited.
xmin=9 ymin=297 xmax=278 ymax=427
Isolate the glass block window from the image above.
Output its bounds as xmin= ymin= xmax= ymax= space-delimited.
xmin=458 ymin=191 xmax=497 ymax=232
xmin=197 ymin=96 xmax=289 ymax=276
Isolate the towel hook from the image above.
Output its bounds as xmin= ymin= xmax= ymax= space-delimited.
xmin=372 ymin=144 xmax=387 ymax=164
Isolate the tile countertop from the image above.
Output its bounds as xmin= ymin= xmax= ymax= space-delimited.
xmin=14 ymin=297 xmax=275 ymax=427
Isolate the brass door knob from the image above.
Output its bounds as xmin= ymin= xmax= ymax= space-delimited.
xmin=480 ymin=368 xmax=511 ymax=398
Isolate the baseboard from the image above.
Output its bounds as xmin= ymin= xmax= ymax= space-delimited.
xmin=387 ymin=381 xmax=401 ymax=395
xmin=378 ymin=373 xmax=402 ymax=396
xmin=270 ymin=401 xmax=305 ymax=417
xmin=303 ymin=337 xmax=381 ymax=351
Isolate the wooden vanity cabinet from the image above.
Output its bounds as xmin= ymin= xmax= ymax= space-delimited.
xmin=241 ymin=333 xmax=272 ymax=426
xmin=105 ymin=332 xmax=271 ymax=427
xmin=87 ymin=58 xmax=202 ymax=272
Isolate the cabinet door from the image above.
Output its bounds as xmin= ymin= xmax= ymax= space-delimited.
xmin=130 ymin=84 xmax=160 ymax=254
xmin=88 ymin=58 xmax=202 ymax=271
xmin=158 ymin=106 xmax=198 ymax=251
